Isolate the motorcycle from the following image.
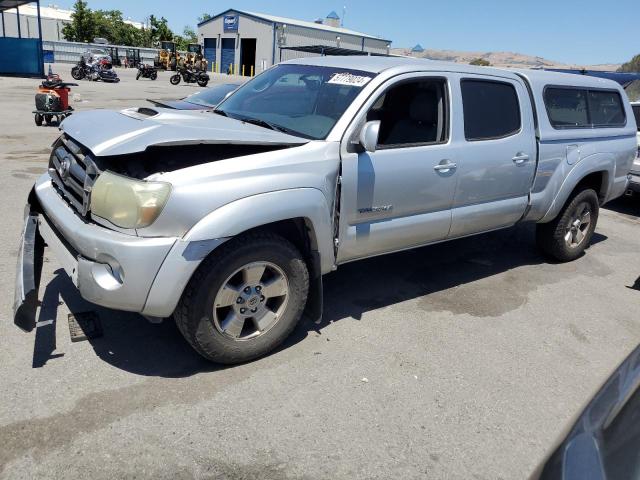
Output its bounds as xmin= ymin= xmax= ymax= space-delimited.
xmin=170 ymin=66 xmax=209 ymax=87
xmin=70 ymin=60 xmax=91 ymax=81
xmin=136 ymin=63 xmax=158 ymax=81
xmin=71 ymin=59 xmax=120 ymax=83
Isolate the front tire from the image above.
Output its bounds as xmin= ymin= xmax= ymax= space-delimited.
xmin=536 ymin=188 xmax=599 ymax=262
xmin=136 ymin=71 xmax=141 ymax=80
xmin=71 ymin=66 xmax=83 ymax=80
xmin=169 ymin=74 xmax=181 ymax=85
xmin=174 ymin=232 xmax=309 ymax=364
xmin=150 ymin=71 xmax=157 ymax=80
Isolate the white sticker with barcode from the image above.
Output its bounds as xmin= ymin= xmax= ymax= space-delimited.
xmin=327 ymin=72 xmax=372 ymax=87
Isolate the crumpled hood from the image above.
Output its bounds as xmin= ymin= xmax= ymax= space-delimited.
xmin=60 ymin=108 xmax=308 ymax=156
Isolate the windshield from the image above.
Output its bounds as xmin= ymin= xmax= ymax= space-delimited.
xmin=215 ymin=64 xmax=376 ymax=139
xmin=633 ymin=105 xmax=640 ymax=132
xmin=185 ymin=84 xmax=239 ymax=107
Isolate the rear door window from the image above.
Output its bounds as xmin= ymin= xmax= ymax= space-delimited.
xmin=461 ymin=79 xmax=521 ymax=141
xmin=544 ymin=87 xmax=626 ymax=128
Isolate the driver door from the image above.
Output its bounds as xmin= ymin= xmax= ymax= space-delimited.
xmin=337 ymin=74 xmax=458 ymax=263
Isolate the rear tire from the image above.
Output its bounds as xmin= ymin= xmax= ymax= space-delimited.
xmin=174 ymin=232 xmax=309 ymax=364
xmin=34 ymin=113 xmax=43 ymax=126
xmin=536 ymin=188 xmax=599 ymax=262
xmin=150 ymin=71 xmax=157 ymax=80
xmin=197 ymin=77 xmax=209 ymax=87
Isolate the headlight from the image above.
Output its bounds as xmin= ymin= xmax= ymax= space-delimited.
xmin=90 ymin=171 xmax=171 ymax=229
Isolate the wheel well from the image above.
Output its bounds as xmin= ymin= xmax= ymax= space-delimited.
xmin=572 ymin=171 xmax=608 ymax=203
xmin=243 ymin=218 xmax=318 ymax=257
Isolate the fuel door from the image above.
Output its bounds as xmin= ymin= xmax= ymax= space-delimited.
xmin=566 ymin=144 xmax=581 ymax=165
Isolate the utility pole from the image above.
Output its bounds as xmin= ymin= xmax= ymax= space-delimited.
xmin=341 ymin=6 xmax=346 ymax=27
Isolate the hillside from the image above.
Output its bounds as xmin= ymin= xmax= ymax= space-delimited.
xmin=391 ymin=48 xmax=620 ymax=71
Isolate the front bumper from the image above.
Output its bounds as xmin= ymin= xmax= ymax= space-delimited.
xmin=13 ymin=174 xmax=177 ymax=329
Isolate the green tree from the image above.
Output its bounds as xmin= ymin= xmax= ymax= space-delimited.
xmin=151 ymin=15 xmax=174 ymax=42
xmin=175 ymin=26 xmax=198 ymax=50
xmin=618 ymin=54 xmax=640 ymax=73
xmin=62 ymin=0 xmax=94 ymax=42
xmin=198 ymin=13 xmax=212 ymax=24
xmin=470 ymin=58 xmax=491 ymax=67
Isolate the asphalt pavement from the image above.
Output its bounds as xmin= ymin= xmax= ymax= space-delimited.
xmin=1 ymin=64 xmax=639 ymax=480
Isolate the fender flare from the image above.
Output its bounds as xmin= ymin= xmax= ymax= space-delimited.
xmin=142 ymin=188 xmax=335 ymax=317
xmin=184 ymin=188 xmax=335 ymax=269
xmin=539 ymin=153 xmax=613 ymax=223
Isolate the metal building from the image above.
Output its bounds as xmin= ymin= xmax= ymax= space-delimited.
xmin=0 ymin=3 xmax=143 ymax=41
xmin=197 ymin=9 xmax=392 ymax=76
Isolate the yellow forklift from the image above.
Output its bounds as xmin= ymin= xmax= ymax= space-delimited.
xmin=155 ymin=41 xmax=178 ymax=71
xmin=185 ymin=43 xmax=208 ymax=71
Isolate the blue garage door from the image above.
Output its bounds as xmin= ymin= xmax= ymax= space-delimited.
xmin=204 ymin=38 xmax=216 ymax=70
xmin=220 ymin=38 xmax=235 ymax=74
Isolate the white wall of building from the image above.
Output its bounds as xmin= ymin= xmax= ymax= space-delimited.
xmin=1 ymin=10 xmax=68 ymax=40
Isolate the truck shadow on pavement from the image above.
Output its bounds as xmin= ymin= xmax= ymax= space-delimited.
xmin=604 ymin=196 xmax=639 ymax=217
xmin=33 ymin=223 xmax=609 ymax=377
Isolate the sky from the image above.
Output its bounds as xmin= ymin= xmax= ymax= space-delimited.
xmin=51 ymin=0 xmax=637 ymax=65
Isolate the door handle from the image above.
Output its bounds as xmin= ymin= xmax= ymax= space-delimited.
xmin=512 ymin=153 xmax=530 ymax=165
xmin=434 ymin=160 xmax=457 ymax=173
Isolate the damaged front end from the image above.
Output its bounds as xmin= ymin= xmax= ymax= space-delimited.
xmin=13 ymin=190 xmax=44 ymax=332
xmin=13 ymin=107 xmax=311 ymax=330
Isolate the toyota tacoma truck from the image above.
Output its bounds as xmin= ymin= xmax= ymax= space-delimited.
xmin=14 ymin=57 xmax=638 ymax=364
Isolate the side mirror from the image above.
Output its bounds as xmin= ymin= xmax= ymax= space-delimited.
xmin=359 ymin=120 xmax=380 ymax=153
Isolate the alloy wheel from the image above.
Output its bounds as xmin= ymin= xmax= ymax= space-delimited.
xmin=564 ymin=201 xmax=591 ymax=248
xmin=212 ymin=261 xmax=289 ymax=340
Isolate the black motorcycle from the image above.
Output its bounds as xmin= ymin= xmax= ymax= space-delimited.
xmin=136 ymin=63 xmax=158 ymax=81
xmin=71 ymin=60 xmax=120 ymax=83
xmin=170 ymin=66 xmax=209 ymax=87
xmin=70 ymin=60 xmax=91 ymax=81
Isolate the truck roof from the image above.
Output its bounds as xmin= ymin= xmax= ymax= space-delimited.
xmin=284 ymin=55 xmax=517 ymax=78
xmin=285 ymin=55 xmax=635 ymax=141
xmin=284 ymin=55 xmax=622 ymax=90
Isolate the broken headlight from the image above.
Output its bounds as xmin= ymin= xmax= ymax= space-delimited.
xmin=90 ymin=171 xmax=171 ymax=229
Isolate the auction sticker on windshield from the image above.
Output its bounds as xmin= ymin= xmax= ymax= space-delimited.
xmin=327 ymin=72 xmax=372 ymax=87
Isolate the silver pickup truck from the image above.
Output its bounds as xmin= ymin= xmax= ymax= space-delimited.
xmin=629 ymin=101 xmax=640 ymax=193
xmin=14 ymin=57 xmax=638 ymax=363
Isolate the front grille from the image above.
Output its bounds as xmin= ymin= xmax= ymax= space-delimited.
xmin=49 ymin=135 xmax=100 ymax=216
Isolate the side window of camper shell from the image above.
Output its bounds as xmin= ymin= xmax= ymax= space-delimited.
xmin=544 ymin=87 xmax=626 ymax=129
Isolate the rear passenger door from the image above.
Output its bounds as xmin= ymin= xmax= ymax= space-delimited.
xmin=449 ymin=75 xmax=537 ymax=238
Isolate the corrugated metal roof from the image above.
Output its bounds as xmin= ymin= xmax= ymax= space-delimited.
xmin=0 ymin=0 xmax=33 ymax=12
xmin=199 ymin=9 xmax=391 ymax=43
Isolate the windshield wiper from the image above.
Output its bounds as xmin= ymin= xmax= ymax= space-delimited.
xmin=212 ymin=108 xmax=227 ymax=117
xmin=239 ymin=116 xmax=283 ymax=132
